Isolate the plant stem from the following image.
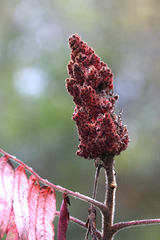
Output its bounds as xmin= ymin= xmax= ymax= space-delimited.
xmin=85 ymin=165 xmax=102 ymax=240
xmin=112 ymin=218 xmax=160 ymax=236
xmin=101 ymin=155 xmax=116 ymax=240
xmin=92 ymin=164 xmax=102 ymax=200
xmin=56 ymin=211 xmax=86 ymax=228
xmin=0 ymin=149 xmax=105 ymax=212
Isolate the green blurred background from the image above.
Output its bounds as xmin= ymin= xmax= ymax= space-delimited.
xmin=0 ymin=0 xmax=160 ymax=239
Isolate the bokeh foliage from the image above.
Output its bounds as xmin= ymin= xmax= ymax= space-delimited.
xmin=0 ymin=0 xmax=160 ymax=239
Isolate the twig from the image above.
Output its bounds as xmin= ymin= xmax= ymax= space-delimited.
xmin=92 ymin=164 xmax=102 ymax=200
xmin=85 ymin=164 xmax=102 ymax=239
xmin=56 ymin=211 xmax=86 ymax=229
xmin=112 ymin=218 xmax=160 ymax=235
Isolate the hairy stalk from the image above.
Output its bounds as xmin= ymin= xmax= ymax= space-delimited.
xmin=0 ymin=149 xmax=105 ymax=212
xmin=92 ymin=164 xmax=102 ymax=200
xmin=85 ymin=164 xmax=102 ymax=240
xmin=101 ymin=155 xmax=116 ymax=240
xmin=112 ymin=218 xmax=160 ymax=236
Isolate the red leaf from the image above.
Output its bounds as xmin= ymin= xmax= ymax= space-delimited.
xmin=57 ymin=193 xmax=70 ymax=240
xmin=13 ymin=165 xmax=29 ymax=239
xmin=28 ymin=175 xmax=40 ymax=240
xmin=6 ymin=208 xmax=19 ymax=240
xmin=0 ymin=156 xmax=14 ymax=239
xmin=36 ymin=186 xmax=56 ymax=240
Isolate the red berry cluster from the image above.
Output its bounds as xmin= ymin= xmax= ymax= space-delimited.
xmin=66 ymin=34 xmax=129 ymax=160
